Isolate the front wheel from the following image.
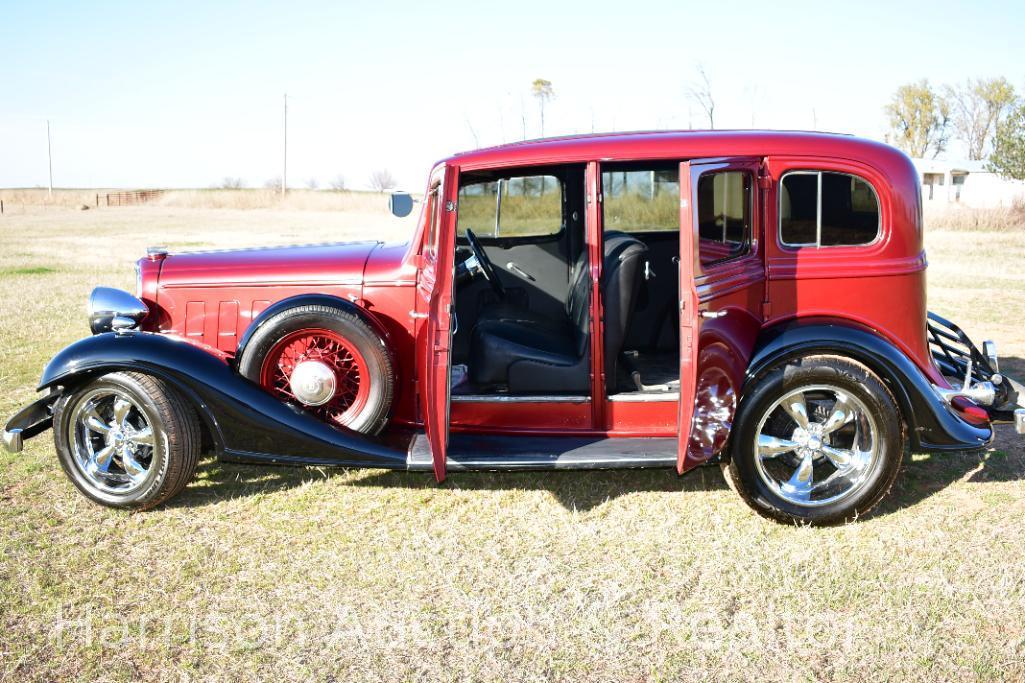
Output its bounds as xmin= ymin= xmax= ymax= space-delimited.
xmin=725 ymin=355 xmax=904 ymax=525
xmin=53 ymin=371 xmax=201 ymax=509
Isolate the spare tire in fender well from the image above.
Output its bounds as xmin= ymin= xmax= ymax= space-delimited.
xmin=235 ymin=293 xmax=393 ymax=364
xmin=235 ymin=296 xmax=396 ymax=435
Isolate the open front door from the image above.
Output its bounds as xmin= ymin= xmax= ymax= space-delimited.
xmin=677 ymin=161 xmax=700 ymax=474
xmin=416 ymin=164 xmax=459 ymax=481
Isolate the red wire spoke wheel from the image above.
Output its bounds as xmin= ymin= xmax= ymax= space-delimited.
xmin=238 ymin=304 xmax=395 ymax=435
xmin=259 ymin=328 xmax=371 ymax=427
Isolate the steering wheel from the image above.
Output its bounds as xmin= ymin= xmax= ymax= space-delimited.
xmin=463 ymin=229 xmax=505 ymax=299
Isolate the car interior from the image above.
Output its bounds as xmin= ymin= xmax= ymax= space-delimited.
xmin=451 ymin=162 xmax=683 ymax=400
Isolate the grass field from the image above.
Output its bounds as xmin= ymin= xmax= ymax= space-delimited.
xmin=1 ymin=200 xmax=1024 ymax=682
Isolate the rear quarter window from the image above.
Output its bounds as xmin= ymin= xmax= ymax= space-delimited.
xmin=780 ymin=171 xmax=880 ymax=247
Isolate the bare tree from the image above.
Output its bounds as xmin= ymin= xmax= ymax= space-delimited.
xmin=329 ymin=175 xmax=347 ymax=191
xmin=686 ymin=64 xmax=715 ymax=129
xmin=263 ymin=176 xmax=282 ymax=190
xmin=305 ymin=177 xmax=319 ymax=190
xmin=531 ymin=78 xmax=554 ymax=137
xmin=945 ymin=77 xmax=1017 ymax=160
xmin=885 ymin=79 xmax=951 ymax=158
xmin=465 ymin=115 xmax=480 ymax=148
xmin=221 ymin=177 xmax=245 ymax=189
xmin=369 ymin=169 xmax=397 ymax=191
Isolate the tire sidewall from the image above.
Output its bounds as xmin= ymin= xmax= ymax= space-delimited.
xmin=54 ymin=373 xmax=171 ymax=508
xmin=238 ymin=305 xmax=394 ymax=435
xmin=729 ymin=356 xmax=903 ymax=524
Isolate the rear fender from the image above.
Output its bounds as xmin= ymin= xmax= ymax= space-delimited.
xmin=38 ymin=332 xmax=408 ymax=468
xmin=745 ymin=320 xmax=992 ymax=452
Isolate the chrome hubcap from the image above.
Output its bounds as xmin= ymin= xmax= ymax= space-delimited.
xmin=69 ymin=389 xmax=156 ymax=494
xmin=753 ymin=384 xmax=878 ymax=507
xmin=289 ymin=360 xmax=337 ymax=406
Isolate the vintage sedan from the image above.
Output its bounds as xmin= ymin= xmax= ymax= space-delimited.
xmin=5 ymin=130 xmax=1023 ymax=523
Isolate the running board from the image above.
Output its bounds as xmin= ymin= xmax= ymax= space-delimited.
xmin=407 ymin=433 xmax=677 ymax=471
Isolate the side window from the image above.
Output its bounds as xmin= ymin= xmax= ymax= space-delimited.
xmin=457 ymin=174 xmax=562 ymax=238
xmin=601 ymin=166 xmax=679 ymax=233
xmin=780 ymin=171 xmax=880 ymax=247
xmin=697 ymin=171 xmax=752 ymax=266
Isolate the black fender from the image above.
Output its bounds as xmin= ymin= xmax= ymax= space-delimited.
xmin=745 ymin=319 xmax=992 ymax=452
xmin=37 ymin=332 xmax=408 ymax=468
xmin=235 ymin=293 xmax=392 ymax=366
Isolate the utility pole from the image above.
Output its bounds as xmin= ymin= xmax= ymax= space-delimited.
xmin=47 ymin=120 xmax=53 ymax=199
xmin=281 ymin=93 xmax=288 ymax=197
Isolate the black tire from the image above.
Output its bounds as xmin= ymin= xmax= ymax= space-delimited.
xmin=725 ymin=355 xmax=905 ymax=525
xmin=237 ymin=304 xmax=395 ymax=435
xmin=53 ymin=371 xmax=201 ymax=510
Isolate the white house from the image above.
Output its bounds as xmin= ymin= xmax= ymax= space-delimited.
xmin=911 ymin=158 xmax=1025 ymax=208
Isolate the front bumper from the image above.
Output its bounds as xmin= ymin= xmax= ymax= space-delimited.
xmin=2 ymin=392 xmax=58 ymax=454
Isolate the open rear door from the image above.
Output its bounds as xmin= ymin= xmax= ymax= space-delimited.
xmin=677 ymin=161 xmax=700 ymax=474
xmin=416 ymin=164 xmax=459 ymax=481
xmin=677 ymin=157 xmax=764 ymax=473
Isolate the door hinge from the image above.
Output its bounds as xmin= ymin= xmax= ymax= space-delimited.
xmin=758 ymin=173 xmax=772 ymax=190
xmin=445 ymin=200 xmax=456 ymax=212
xmin=761 ymin=300 xmax=772 ymax=320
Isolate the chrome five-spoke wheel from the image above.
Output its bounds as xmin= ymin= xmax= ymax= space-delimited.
xmin=54 ymin=372 xmax=201 ymax=509
xmin=69 ymin=388 xmax=157 ymax=494
xmin=726 ymin=355 xmax=904 ymax=525
xmin=754 ymin=385 xmax=877 ymax=507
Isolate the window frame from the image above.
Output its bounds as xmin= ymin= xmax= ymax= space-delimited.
xmin=456 ymin=172 xmax=566 ymax=243
xmin=778 ymin=170 xmax=882 ymax=250
xmin=599 ymin=164 xmax=681 ymax=235
xmin=696 ymin=168 xmax=755 ymax=268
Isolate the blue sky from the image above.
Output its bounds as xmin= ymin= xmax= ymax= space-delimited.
xmin=1 ymin=0 xmax=1022 ymax=190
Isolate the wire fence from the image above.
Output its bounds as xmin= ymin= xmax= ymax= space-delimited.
xmin=104 ymin=189 xmax=165 ymax=206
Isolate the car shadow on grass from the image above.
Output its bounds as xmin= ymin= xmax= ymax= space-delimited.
xmin=169 ymin=458 xmax=730 ymax=512
xmin=872 ymin=423 xmax=1025 ymax=517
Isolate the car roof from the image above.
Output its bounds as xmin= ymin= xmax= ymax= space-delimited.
xmin=444 ymin=129 xmax=909 ymax=172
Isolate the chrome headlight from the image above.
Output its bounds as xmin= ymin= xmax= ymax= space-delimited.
xmin=88 ymin=287 xmax=149 ymax=334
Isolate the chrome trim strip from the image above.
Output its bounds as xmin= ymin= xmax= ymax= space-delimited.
xmin=446 ymin=456 xmax=677 ymax=469
xmin=451 ymin=394 xmax=590 ymax=403
xmin=608 ymin=393 xmax=680 ymax=402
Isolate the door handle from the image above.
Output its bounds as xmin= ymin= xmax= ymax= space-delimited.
xmin=506 ymin=262 xmax=536 ymax=281
xmin=700 ymin=310 xmax=727 ymax=319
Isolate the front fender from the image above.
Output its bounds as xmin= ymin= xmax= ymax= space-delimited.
xmin=38 ymin=332 xmax=408 ymax=468
xmin=746 ymin=320 xmax=992 ymax=452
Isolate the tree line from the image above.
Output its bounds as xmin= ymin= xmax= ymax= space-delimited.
xmin=885 ymin=77 xmax=1025 ymax=179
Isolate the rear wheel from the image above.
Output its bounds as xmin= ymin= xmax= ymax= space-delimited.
xmin=725 ymin=355 xmax=904 ymax=525
xmin=238 ymin=304 xmax=395 ymax=435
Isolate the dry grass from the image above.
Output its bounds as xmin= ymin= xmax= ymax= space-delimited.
xmin=1 ymin=204 xmax=1024 ymax=682
xmin=924 ymin=199 xmax=1025 ymax=231
xmin=0 ymin=188 xmax=400 ymax=214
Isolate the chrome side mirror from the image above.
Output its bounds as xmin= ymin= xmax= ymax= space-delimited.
xmin=389 ymin=192 xmax=414 ymax=218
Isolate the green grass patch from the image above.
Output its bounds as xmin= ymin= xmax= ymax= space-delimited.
xmin=0 ymin=265 xmax=57 ymax=276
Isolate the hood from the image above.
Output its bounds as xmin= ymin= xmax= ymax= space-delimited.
xmin=157 ymin=241 xmax=380 ymax=288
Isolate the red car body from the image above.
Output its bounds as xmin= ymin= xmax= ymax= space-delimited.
xmin=6 ymin=129 xmax=1020 ymax=522
xmin=146 ymin=132 xmax=935 ymax=441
